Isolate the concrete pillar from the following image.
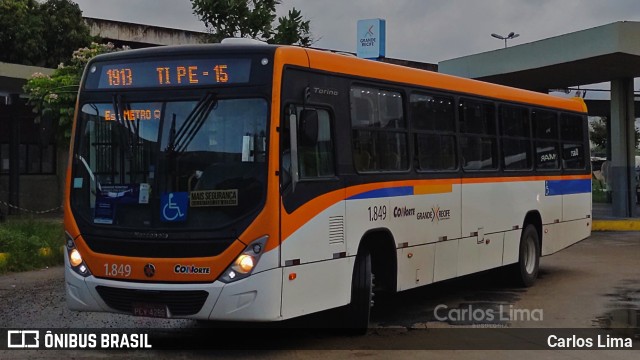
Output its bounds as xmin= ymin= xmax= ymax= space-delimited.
xmin=609 ymin=78 xmax=637 ymax=217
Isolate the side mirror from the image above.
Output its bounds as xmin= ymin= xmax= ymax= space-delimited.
xmin=299 ymin=109 xmax=318 ymax=147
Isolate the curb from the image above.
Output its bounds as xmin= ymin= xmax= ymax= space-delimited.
xmin=592 ymin=219 xmax=640 ymax=231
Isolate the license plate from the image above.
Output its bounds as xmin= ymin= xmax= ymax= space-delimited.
xmin=132 ymin=303 xmax=168 ymax=318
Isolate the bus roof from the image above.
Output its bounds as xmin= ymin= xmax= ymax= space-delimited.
xmin=277 ymin=46 xmax=587 ymax=114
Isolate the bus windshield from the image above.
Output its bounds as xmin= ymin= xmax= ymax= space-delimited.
xmin=70 ymin=96 xmax=268 ymax=230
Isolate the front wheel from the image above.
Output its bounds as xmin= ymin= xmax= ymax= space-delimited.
xmin=346 ymin=249 xmax=373 ymax=334
xmin=512 ymin=224 xmax=540 ymax=287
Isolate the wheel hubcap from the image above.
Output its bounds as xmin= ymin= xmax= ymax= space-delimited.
xmin=524 ymin=237 xmax=536 ymax=274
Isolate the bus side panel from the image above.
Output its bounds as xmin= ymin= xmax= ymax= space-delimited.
xmin=461 ymin=180 xmax=547 ymax=237
xmin=433 ymin=239 xmax=458 ymax=282
xmin=458 ymin=232 xmax=504 ymax=276
xmin=398 ymin=244 xmax=435 ymax=291
xmin=542 ymin=218 xmax=591 ymax=256
xmin=281 ymin=257 xmax=353 ymax=320
xmin=563 ymin=192 xmax=592 ymax=221
xmin=502 ymin=229 xmax=521 ymax=265
xmin=393 ymin=181 xmax=461 ymax=291
xmin=281 ymin=200 xmax=347 ymax=266
xmin=280 ymin=200 xmax=352 ymax=317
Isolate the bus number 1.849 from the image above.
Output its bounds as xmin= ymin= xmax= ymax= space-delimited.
xmin=368 ymin=205 xmax=387 ymax=222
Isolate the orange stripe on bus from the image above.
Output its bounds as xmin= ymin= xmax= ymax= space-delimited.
xmin=414 ymin=183 xmax=453 ymax=195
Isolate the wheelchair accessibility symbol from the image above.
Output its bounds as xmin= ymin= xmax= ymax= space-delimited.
xmin=160 ymin=192 xmax=188 ymax=222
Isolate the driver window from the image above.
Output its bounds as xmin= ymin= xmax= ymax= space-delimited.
xmin=281 ymin=107 xmax=335 ymax=188
xmin=298 ymin=108 xmax=335 ymax=179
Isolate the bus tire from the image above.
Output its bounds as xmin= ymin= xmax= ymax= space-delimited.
xmin=513 ymin=224 xmax=540 ymax=287
xmin=347 ymin=249 xmax=373 ymax=334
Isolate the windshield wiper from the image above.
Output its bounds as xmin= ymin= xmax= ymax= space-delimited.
xmin=76 ymin=154 xmax=102 ymax=194
xmin=111 ymin=94 xmax=138 ymax=159
xmin=168 ymin=93 xmax=218 ymax=154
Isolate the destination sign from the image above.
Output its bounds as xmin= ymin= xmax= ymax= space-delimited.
xmin=88 ymin=58 xmax=252 ymax=89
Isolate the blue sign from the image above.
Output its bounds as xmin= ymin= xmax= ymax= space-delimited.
xmin=357 ymin=19 xmax=386 ymax=59
xmin=160 ymin=192 xmax=188 ymax=222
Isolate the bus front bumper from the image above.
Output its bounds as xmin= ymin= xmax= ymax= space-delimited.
xmin=64 ymin=252 xmax=284 ymax=322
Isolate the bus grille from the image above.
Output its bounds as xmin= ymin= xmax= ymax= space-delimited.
xmin=96 ymin=286 xmax=208 ymax=316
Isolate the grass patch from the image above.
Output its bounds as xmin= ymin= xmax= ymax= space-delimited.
xmin=0 ymin=218 xmax=64 ymax=273
xmin=592 ymin=177 xmax=610 ymax=204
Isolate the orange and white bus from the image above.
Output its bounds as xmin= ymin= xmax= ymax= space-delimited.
xmin=64 ymin=40 xmax=591 ymax=332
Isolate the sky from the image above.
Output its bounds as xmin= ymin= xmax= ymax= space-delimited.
xmin=72 ymin=0 xmax=640 ymax=98
xmin=73 ymin=0 xmax=640 ymax=63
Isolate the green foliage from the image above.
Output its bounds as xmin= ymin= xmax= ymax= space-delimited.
xmin=40 ymin=0 xmax=93 ymax=68
xmin=271 ymin=8 xmax=312 ymax=47
xmin=0 ymin=218 xmax=64 ymax=273
xmin=23 ymin=42 xmax=120 ymax=146
xmin=191 ymin=0 xmax=313 ymax=45
xmin=0 ymin=0 xmax=91 ymax=67
xmin=0 ymin=0 xmax=45 ymax=65
xmin=589 ymin=116 xmax=640 ymax=151
xmin=589 ymin=117 xmax=608 ymax=149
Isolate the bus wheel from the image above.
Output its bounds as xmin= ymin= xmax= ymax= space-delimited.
xmin=513 ymin=224 xmax=540 ymax=287
xmin=347 ymin=249 xmax=373 ymax=334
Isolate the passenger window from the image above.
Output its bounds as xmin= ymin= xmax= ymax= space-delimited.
xmin=532 ymin=110 xmax=560 ymax=170
xmin=459 ymin=99 xmax=497 ymax=171
xmin=351 ymin=85 xmax=408 ymax=172
xmin=535 ymin=141 xmax=560 ymax=169
xmin=533 ymin=110 xmax=558 ymax=139
xmin=410 ymin=93 xmax=455 ymax=132
xmin=500 ymin=105 xmax=532 ymax=171
xmin=560 ymin=114 xmax=586 ymax=169
xmin=410 ymin=92 xmax=456 ymax=172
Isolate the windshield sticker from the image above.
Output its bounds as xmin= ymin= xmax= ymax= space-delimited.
xmin=161 ymin=192 xmax=188 ymax=222
xmin=97 ymin=184 xmax=149 ymax=204
xmin=73 ymin=178 xmax=83 ymax=189
xmin=139 ymin=183 xmax=150 ymax=204
xmin=94 ymin=199 xmax=114 ymax=224
xmin=190 ymin=190 xmax=238 ymax=207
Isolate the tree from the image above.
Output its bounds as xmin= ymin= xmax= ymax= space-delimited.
xmin=589 ymin=117 xmax=608 ymax=150
xmin=0 ymin=0 xmax=91 ymax=67
xmin=0 ymin=0 xmax=45 ymax=65
xmin=191 ymin=0 xmax=313 ymax=45
xmin=589 ymin=116 xmax=640 ymax=152
xmin=40 ymin=0 xmax=93 ymax=68
xmin=23 ymin=43 xmax=121 ymax=146
xmin=271 ymin=8 xmax=312 ymax=47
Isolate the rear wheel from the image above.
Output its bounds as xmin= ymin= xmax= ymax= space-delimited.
xmin=346 ymin=249 xmax=373 ymax=334
xmin=513 ymin=224 xmax=540 ymax=287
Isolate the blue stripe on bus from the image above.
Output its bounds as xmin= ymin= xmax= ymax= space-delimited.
xmin=347 ymin=186 xmax=414 ymax=200
xmin=545 ymin=179 xmax=591 ymax=196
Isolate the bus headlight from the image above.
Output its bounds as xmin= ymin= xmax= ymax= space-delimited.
xmin=69 ymin=249 xmax=83 ymax=267
xmin=219 ymin=236 xmax=268 ymax=283
xmin=66 ymin=232 xmax=92 ymax=277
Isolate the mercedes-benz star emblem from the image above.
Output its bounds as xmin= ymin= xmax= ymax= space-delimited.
xmin=143 ymin=263 xmax=156 ymax=278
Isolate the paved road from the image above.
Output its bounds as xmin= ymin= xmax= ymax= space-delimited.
xmin=0 ymin=232 xmax=639 ymax=359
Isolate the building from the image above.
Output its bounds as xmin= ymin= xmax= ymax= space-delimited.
xmin=0 ymin=18 xmax=208 ymax=216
